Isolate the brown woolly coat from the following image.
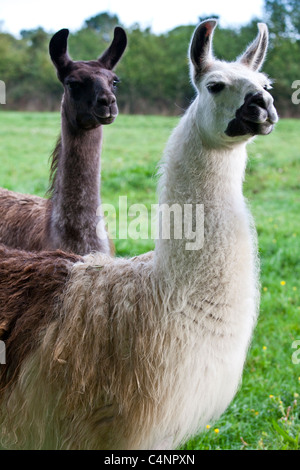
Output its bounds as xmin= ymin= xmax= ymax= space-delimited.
xmin=0 ymin=188 xmax=50 ymax=252
xmin=0 ymin=243 xmax=82 ymax=389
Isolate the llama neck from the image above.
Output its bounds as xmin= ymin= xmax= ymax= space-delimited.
xmin=48 ymin=106 xmax=110 ymax=255
xmin=154 ymin=100 xmax=255 ymax=301
xmin=157 ymin=101 xmax=248 ymax=205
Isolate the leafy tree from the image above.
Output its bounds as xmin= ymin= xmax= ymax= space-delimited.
xmin=84 ymin=12 xmax=120 ymax=41
xmin=0 ymin=9 xmax=299 ymax=116
xmin=68 ymin=27 xmax=108 ymax=61
xmin=264 ymin=0 xmax=300 ymax=35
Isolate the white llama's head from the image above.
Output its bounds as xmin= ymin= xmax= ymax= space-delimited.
xmin=189 ymin=20 xmax=278 ymax=147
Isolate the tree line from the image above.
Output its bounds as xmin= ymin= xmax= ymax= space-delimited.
xmin=0 ymin=1 xmax=299 ymax=117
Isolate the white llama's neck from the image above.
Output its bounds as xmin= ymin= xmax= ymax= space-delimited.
xmin=154 ymin=100 xmax=255 ymax=304
xmin=158 ymin=100 xmax=248 ymax=205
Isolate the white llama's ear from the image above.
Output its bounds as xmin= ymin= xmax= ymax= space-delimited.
xmin=189 ymin=19 xmax=217 ymax=78
xmin=238 ymin=23 xmax=269 ymax=71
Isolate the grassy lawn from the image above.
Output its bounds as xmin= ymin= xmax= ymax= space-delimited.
xmin=0 ymin=111 xmax=299 ymax=450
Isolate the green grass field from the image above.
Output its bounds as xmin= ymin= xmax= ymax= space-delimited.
xmin=0 ymin=111 xmax=299 ymax=450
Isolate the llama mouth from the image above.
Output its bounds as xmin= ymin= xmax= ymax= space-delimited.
xmin=225 ymin=117 xmax=274 ymax=137
xmin=96 ymin=115 xmax=116 ymax=125
xmin=76 ymin=114 xmax=116 ymax=129
xmin=243 ymin=118 xmax=274 ymax=136
xmin=95 ymin=105 xmax=118 ymax=125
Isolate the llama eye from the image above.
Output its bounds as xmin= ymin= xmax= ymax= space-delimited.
xmin=112 ymin=78 xmax=120 ymax=88
xmin=66 ymin=81 xmax=80 ymax=91
xmin=263 ymin=84 xmax=272 ymax=91
xmin=207 ymin=83 xmax=225 ymax=94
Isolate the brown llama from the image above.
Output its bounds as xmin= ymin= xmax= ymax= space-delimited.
xmin=0 ymin=27 xmax=127 ymax=255
xmin=0 ymin=20 xmax=278 ymax=450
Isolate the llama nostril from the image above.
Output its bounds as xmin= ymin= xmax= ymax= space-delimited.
xmin=97 ymin=95 xmax=116 ymax=107
xmin=248 ymin=92 xmax=267 ymax=109
xmin=97 ymin=96 xmax=109 ymax=107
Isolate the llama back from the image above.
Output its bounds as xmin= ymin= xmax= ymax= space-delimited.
xmin=53 ymin=250 xmax=258 ymax=449
xmin=0 ymin=247 xmax=257 ymax=450
xmin=0 ymin=251 xmax=162 ymax=449
xmin=0 ymin=188 xmax=49 ymax=250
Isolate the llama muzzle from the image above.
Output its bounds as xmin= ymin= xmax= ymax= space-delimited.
xmin=225 ymin=91 xmax=278 ymax=137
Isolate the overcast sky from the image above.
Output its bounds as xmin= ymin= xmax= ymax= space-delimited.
xmin=0 ymin=0 xmax=265 ymax=36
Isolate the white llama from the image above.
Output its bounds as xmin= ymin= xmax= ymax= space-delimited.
xmin=0 ymin=20 xmax=278 ymax=450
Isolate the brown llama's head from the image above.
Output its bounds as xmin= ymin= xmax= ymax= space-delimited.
xmin=49 ymin=27 xmax=127 ymax=130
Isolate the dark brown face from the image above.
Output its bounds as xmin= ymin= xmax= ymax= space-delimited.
xmin=49 ymin=27 xmax=127 ymax=131
xmin=64 ymin=62 xmax=120 ymax=130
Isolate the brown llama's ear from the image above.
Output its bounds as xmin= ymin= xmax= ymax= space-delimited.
xmin=238 ymin=23 xmax=269 ymax=71
xmin=98 ymin=27 xmax=127 ymax=70
xmin=49 ymin=29 xmax=72 ymax=80
xmin=189 ymin=19 xmax=217 ymax=78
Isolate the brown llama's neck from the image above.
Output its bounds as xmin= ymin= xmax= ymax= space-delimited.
xmin=47 ymin=110 xmax=110 ymax=255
